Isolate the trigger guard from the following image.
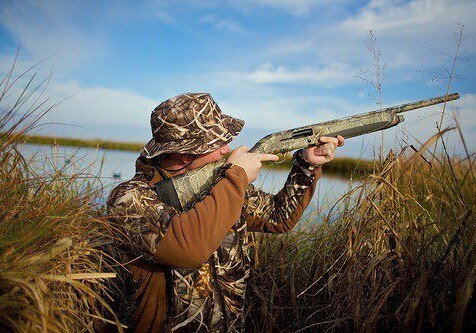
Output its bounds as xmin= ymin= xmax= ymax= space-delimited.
xmin=272 ymin=152 xmax=291 ymax=165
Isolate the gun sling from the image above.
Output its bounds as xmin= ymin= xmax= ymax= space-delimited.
xmin=155 ymin=178 xmax=183 ymax=211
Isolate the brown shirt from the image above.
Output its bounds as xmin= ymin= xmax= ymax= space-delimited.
xmin=130 ymin=166 xmax=248 ymax=332
xmin=107 ymin=156 xmax=320 ymax=332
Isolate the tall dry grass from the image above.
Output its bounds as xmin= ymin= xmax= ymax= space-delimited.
xmin=0 ymin=54 xmax=123 ymax=332
xmin=246 ymin=135 xmax=475 ymax=332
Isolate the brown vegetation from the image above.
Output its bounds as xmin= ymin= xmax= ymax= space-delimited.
xmin=0 ymin=56 xmax=122 ymax=332
xmin=246 ymin=138 xmax=476 ymax=332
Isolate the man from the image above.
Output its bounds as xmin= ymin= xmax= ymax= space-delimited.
xmin=107 ymin=93 xmax=344 ymax=332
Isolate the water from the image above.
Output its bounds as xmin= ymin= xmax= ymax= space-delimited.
xmin=19 ymin=144 xmax=354 ymax=217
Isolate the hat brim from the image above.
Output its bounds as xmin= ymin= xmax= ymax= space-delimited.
xmin=140 ymin=114 xmax=244 ymax=159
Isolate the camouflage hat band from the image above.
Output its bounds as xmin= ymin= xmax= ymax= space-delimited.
xmin=140 ymin=93 xmax=244 ymax=158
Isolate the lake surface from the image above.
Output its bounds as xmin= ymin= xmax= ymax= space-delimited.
xmin=20 ymin=144 xmax=356 ymax=218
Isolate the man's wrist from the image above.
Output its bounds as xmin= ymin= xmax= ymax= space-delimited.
xmin=294 ymin=149 xmax=316 ymax=171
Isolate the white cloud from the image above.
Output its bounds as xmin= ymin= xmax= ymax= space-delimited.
xmin=222 ymin=96 xmax=337 ymax=131
xmin=0 ymin=68 xmax=157 ymax=141
xmin=216 ymin=79 xmax=476 ymax=157
xmin=230 ymin=0 xmax=342 ymax=16
xmin=148 ymin=0 xmax=217 ymax=23
xmin=199 ymin=15 xmax=246 ymax=34
xmin=223 ymin=62 xmax=356 ymax=86
xmin=3 ymin=57 xmax=473 ymax=157
xmin=268 ymin=0 xmax=476 ymax=70
xmin=45 ymin=81 xmax=157 ymax=129
xmin=1 ymin=0 xmax=473 ymax=158
xmin=211 ymin=86 xmax=365 ymax=131
xmin=340 ymin=0 xmax=469 ymax=36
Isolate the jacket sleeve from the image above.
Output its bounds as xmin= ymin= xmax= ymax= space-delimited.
xmin=107 ymin=165 xmax=248 ymax=269
xmin=243 ymin=151 xmax=322 ymax=233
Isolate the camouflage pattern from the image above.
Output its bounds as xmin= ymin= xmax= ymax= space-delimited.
xmin=172 ymin=161 xmax=226 ymax=211
xmin=141 ymin=93 xmax=244 ymax=159
xmin=169 ymin=202 xmax=251 ymax=332
xmin=107 ymin=153 xmax=318 ymax=332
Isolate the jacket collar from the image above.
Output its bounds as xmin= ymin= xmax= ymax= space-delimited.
xmin=135 ymin=156 xmax=173 ymax=188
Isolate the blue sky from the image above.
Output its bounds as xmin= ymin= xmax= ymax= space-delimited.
xmin=0 ymin=0 xmax=475 ymax=158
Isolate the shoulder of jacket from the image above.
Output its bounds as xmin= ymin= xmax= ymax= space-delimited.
xmin=107 ymin=178 xmax=158 ymax=208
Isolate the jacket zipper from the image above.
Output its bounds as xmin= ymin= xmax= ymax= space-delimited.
xmin=209 ymin=255 xmax=228 ymax=332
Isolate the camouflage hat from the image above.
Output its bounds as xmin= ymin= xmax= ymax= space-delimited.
xmin=140 ymin=93 xmax=244 ymax=158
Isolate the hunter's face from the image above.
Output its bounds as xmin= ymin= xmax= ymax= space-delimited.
xmin=188 ymin=144 xmax=231 ymax=170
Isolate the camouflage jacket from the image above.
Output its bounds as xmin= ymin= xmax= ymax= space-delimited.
xmin=107 ymin=152 xmax=321 ymax=332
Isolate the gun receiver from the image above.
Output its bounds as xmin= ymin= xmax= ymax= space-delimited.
xmin=155 ymin=93 xmax=460 ymax=210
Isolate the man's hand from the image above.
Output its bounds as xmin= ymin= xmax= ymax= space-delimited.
xmin=301 ymin=135 xmax=345 ymax=166
xmin=227 ymin=146 xmax=279 ymax=184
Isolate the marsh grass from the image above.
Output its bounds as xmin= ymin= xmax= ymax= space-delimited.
xmin=0 ymin=55 xmax=123 ymax=332
xmin=246 ymin=132 xmax=476 ymax=332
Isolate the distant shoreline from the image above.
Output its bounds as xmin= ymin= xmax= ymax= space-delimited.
xmin=6 ymin=133 xmax=144 ymax=152
xmin=6 ymin=133 xmax=375 ymax=176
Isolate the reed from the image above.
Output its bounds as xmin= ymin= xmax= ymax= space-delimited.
xmin=0 ymin=54 xmax=123 ymax=332
xmin=246 ymin=136 xmax=476 ymax=332
xmin=243 ymin=25 xmax=472 ymax=332
xmin=246 ymin=26 xmax=474 ymax=327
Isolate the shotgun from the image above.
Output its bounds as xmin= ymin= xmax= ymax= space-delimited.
xmin=155 ymin=93 xmax=460 ymax=211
